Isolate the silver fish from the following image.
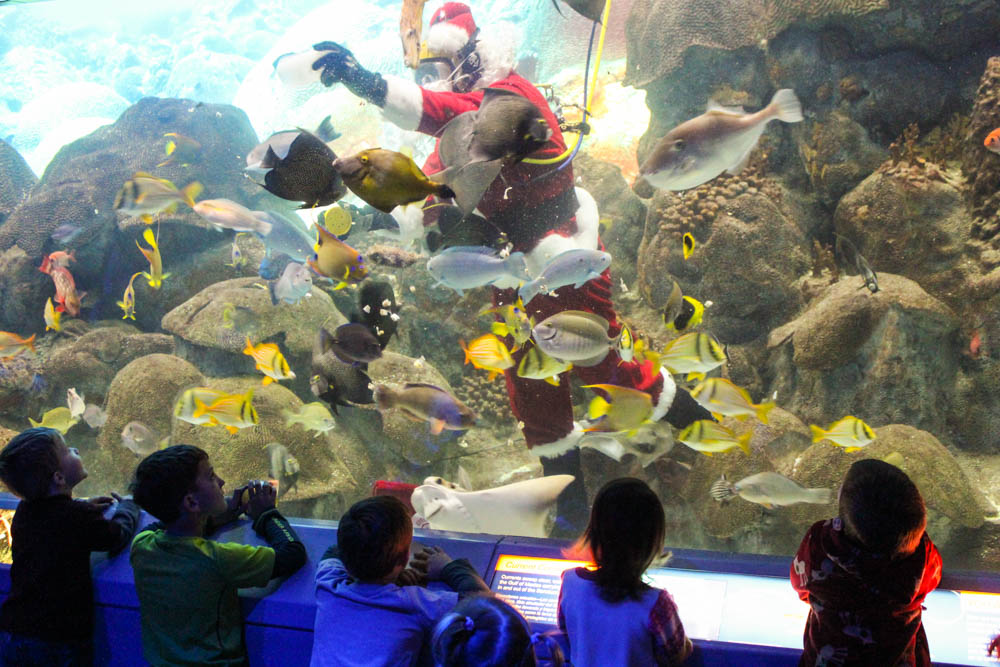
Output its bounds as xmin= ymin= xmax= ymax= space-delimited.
xmin=426 ymin=246 xmax=530 ymax=296
xmin=66 ymin=388 xmax=85 ymax=419
xmin=710 ymin=472 xmax=832 ymax=509
xmin=193 ymin=199 xmax=274 ymax=235
xmin=121 ymin=421 xmax=163 ymax=458
xmin=517 ymin=249 xmax=611 ymax=305
xmin=269 ymin=261 xmax=313 ymax=305
xmin=82 ymin=404 xmax=107 ymax=429
xmin=639 ymin=89 xmax=803 ymax=191
xmin=531 ymin=310 xmax=621 ymax=367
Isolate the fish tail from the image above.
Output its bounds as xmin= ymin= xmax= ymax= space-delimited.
xmin=490 ymin=321 xmax=509 ymax=338
xmin=768 ymin=89 xmax=803 ymax=123
xmin=737 ymin=431 xmax=752 ymax=455
xmin=756 ymin=401 xmax=776 ymax=425
xmin=373 ymin=385 xmax=394 ymax=410
xmin=180 ymin=182 xmax=203 ymax=208
xmin=24 ymin=334 xmax=36 ymax=352
xmin=804 ymin=488 xmax=833 ymax=504
xmin=544 ymin=375 xmax=560 ymax=386
xmin=587 ymin=396 xmax=610 ymax=421
xmin=243 ymin=337 xmax=255 ymax=357
xmin=435 ymin=183 xmax=456 ymax=200
xmin=809 ymin=424 xmax=826 ymax=443
xmin=518 ymin=280 xmax=539 ymax=306
xmin=458 ymin=339 xmax=472 ymax=365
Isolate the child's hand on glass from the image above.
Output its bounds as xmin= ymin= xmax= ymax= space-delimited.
xmin=246 ymin=480 xmax=276 ymax=520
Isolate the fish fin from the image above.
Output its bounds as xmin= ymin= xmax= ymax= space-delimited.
xmin=261 ymin=376 xmax=273 ymax=386
xmin=587 ymin=396 xmax=610 ymax=421
xmin=141 ymin=214 xmax=153 ymax=224
xmin=757 ymin=401 xmax=776 ymax=424
xmin=686 ymin=372 xmax=705 ymax=382
xmin=143 ymin=227 xmax=157 ymax=249
xmin=164 ymin=202 xmax=178 ymax=215
xmin=706 ymin=100 xmax=745 ymax=115
xmin=490 ymin=321 xmax=509 ymax=337
xmin=28 ymin=418 xmax=40 ymax=427
xmin=726 ymin=145 xmax=754 ymax=175
xmin=737 ymin=431 xmax=752 ymax=455
xmin=243 ymin=336 xmax=255 ymax=356
xmin=712 ymin=412 xmax=724 ymax=422
xmin=459 ymin=339 xmax=471 ymax=365
xmin=809 ymin=424 xmax=826 ymax=443
xmin=844 ymin=446 xmax=862 ymax=453
xmin=429 ymin=419 xmax=446 ymax=435
xmin=768 ymin=88 xmax=803 ymax=123
xmin=193 ymin=399 xmax=208 ymax=419
xmin=225 ymin=425 xmax=239 ymax=435
xmin=544 ymin=375 xmax=560 ymax=386
xmin=55 ymin=304 xmax=66 ymax=313
xmin=180 ymin=182 xmax=203 ymax=208
xmin=486 ymin=370 xmax=499 ymax=381
xmin=761 ymin=503 xmax=775 ymax=510
xmin=549 ymin=0 xmax=566 ymax=17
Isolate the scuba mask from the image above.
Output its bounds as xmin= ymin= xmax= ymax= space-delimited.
xmin=415 ymin=28 xmax=482 ymax=93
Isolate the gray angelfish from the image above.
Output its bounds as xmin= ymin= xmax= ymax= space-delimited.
xmin=518 ymin=248 xmax=611 ymax=305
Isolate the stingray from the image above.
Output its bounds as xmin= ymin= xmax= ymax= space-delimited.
xmin=259 ymin=130 xmax=346 ymax=208
xmin=410 ymin=474 xmax=574 ymax=538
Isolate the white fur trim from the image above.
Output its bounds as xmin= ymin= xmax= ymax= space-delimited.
xmin=531 ymin=423 xmax=585 ymax=458
xmin=572 ymin=187 xmax=599 ymax=251
xmin=521 ymin=187 xmax=600 ymax=276
xmin=382 ymin=76 xmax=424 ymax=132
xmin=471 ymin=22 xmax=518 ymax=89
xmin=649 ymin=368 xmax=677 ymax=423
xmin=426 ymin=22 xmax=472 ymax=59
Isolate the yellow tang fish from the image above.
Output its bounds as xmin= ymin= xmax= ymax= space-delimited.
xmin=321 ymin=205 xmax=353 ymax=236
xmin=0 ymin=331 xmax=36 ymax=359
xmin=661 ymin=332 xmax=726 ymax=381
xmin=29 ymin=407 xmax=79 ymax=434
xmin=192 ymin=389 xmax=259 ymax=434
xmin=516 ymin=345 xmax=572 ymax=386
xmin=810 ymin=415 xmax=876 ymax=452
xmin=583 ymin=384 xmax=653 ymax=435
xmin=677 ymin=420 xmax=751 ymax=457
xmin=174 ymin=387 xmax=229 ymax=426
xmin=307 ymin=224 xmax=368 ymax=289
xmin=136 ymin=227 xmax=170 ymax=289
xmin=691 ymin=378 xmax=775 ymax=424
xmin=243 ymin=337 xmax=296 ymax=385
xmin=480 ymin=298 xmax=533 ymax=351
xmin=117 ymin=272 xmax=142 ymax=320
xmin=44 ymin=297 xmax=62 ymax=332
xmin=459 ymin=333 xmax=514 ymax=381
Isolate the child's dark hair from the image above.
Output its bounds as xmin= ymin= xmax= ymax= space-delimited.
xmin=839 ymin=458 xmax=926 ymax=557
xmin=337 ymin=495 xmax=411 ymax=581
xmin=575 ymin=477 xmax=665 ymax=602
xmin=0 ymin=428 xmax=62 ymax=500
xmin=130 ymin=445 xmax=208 ymax=523
xmin=431 ymin=595 xmax=564 ymax=667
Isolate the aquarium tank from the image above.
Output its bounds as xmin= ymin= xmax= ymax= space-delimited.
xmin=0 ymin=0 xmax=998 ymax=573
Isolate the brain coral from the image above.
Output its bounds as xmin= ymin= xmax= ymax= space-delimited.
xmin=623 ymin=0 xmax=888 ymax=88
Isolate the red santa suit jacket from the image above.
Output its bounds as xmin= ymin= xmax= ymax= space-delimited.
xmin=790 ymin=518 xmax=943 ymax=667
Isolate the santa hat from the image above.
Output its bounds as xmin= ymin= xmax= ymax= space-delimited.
xmin=426 ymin=2 xmax=477 ymax=59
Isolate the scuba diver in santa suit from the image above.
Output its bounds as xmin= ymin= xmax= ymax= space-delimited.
xmin=306 ymin=2 xmax=711 ymax=531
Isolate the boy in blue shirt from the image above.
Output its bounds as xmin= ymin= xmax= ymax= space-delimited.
xmin=130 ymin=444 xmax=306 ymax=667
xmin=311 ymin=495 xmax=490 ymax=667
xmin=0 ymin=427 xmax=140 ymax=667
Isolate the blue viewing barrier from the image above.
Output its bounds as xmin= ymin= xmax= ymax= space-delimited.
xmin=0 ymin=496 xmax=997 ymax=666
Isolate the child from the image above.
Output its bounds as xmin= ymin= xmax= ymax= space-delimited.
xmin=129 ymin=444 xmax=306 ymax=667
xmin=310 ymin=495 xmax=490 ymax=667
xmin=557 ymin=478 xmax=692 ymax=667
xmin=791 ymin=459 xmax=942 ymax=666
xmin=431 ymin=594 xmax=565 ymax=667
xmin=0 ymin=427 xmax=140 ymax=667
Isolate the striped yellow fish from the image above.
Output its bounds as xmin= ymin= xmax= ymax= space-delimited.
xmin=809 ymin=416 xmax=876 ymax=452
xmin=192 ymin=389 xmax=259 ymax=434
xmin=584 ymin=384 xmax=653 ymax=435
xmin=516 ymin=345 xmax=572 ymax=386
xmin=677 ymin=420 xmax=751 ymax=456
xmin=174 ymin=387 xmax=229 ymax=426
xmin=691 ymin=378 xmax=775 ymax=424
xmin=243 ymin=337 xmax=295 ymax=385
xmin=661 ymin=332 xmax=726 ymax=381
xmin=459 ymin=333 xmax=514 ymax=381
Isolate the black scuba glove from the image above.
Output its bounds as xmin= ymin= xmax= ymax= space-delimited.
xmin=311 ymin=41 xmax=388 ymax=108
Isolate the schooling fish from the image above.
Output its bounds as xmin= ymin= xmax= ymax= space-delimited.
xmin=531 ymin=310 xmax=626 ymax=367
xmin=676 ymin=420 xmax=751 ymax=456
xmin=116 ymin=272 xmax=142 ymax=320
xmin=246 ymin=116 xmax=341 ymax=173
xmin=192 ymin=389 xmax=259 ymax=434
xmin=518 ymin=248 xmax=611 ymax=305
xmin=516 ymin=344 xmax=572 ymax=385
xmin=639 ymin=89 xmax=803 ymax=191
xmin=157 ymin=132 xmax=202 ymax=168
xmin=984 ymin=128 xmax=1000 ymax=155
xmin=661 ymin=332 xmax=726 ymax=381
xmin=121 ymin=421 xmax=166 ymax=457
xmin=426 ymin=246 xmax=531 ymax=296
xmin=66 ymin=388 xmax=85 ymax=419
xmin=691 ymin=378 xmax=775 ymax=424
xmin=584 ymin=384 xmax=654 ymax=435
xmin=193 ymin=199 xmax=274 ymax=236
xmin=333 ymin=148 xmax=455 ymax=214
xmin=307 ymin=224 xmax=368 ymax=288
xmin=810 ymin=415 xmax=876 ymax=452
xmin=320 ymin=323 xmax=382 ymax=366
xmin=114 ymin=172 xmax=202 ymax=224
xmin=43 ymin=297 xmax=62 ymax=332
xmin=136 ymin=227 xmax=170 ymax=289
xmin=834 ymin=233 xmax=878 ymax=293
xmin=257 ymin=129 xmax=346 ymax=208
xmin=710 ymin=472 xmax=832 ymax=509
xmin=283 ymin=402 xmax=337 ymax=437
xmin=460 ymin=333 xmax=514 ymax=381
xmin=265 ymin=442 xmax=301 ymax=498
xmin=374 ymin=383 xmax=478 ymax=435
xmin=0 ymin=332 xmax=36 ymax=359
xmin=29 ymin=407 xmax=78 ymax=434
xmin=269 ymin=261 xmax=313 ymax=305
xmin=174 ymin=387 xmax=228 ymax=426
xmin=243 ymin=337 xmax=296 ymax=385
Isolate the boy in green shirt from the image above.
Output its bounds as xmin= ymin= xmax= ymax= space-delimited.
xmin=129 ymin=444 xmax=306 ymax=667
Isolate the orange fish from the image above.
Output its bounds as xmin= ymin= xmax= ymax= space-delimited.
xmin=0 ymin=332 xmax=36 ymax=359
xmin=985 ymin=128 xmax=1000 ymax=155
xmin=970 ymin=329 xmax=982 ymax=359
xmin=49 ymin=266 xmax=82 ymax=316
xmin=38 ymin=250 xmax=75 ymax=275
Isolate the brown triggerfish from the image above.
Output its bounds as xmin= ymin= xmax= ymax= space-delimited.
xmin=333 ymin=148 xmax=455 ymax=213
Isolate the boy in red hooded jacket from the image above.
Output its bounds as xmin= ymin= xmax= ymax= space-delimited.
xmin=791 ymin=459 xmax=942 ymax=666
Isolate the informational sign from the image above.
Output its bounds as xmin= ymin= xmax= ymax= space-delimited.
xmin=489 ymin=553 xmax=1000 ymax=665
